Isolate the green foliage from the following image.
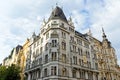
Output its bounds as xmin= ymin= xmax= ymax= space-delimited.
xmin=0 ymin=64 xmax=21 ymax=80
xmin=0 ymin=66 xmax=6 ymax=80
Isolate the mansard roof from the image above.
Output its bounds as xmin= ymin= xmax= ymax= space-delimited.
xmin=48 ymin=6 xmax=68 ymax=23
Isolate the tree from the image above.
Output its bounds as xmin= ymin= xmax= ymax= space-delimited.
xmin=5 ymin=64 xmax=21 ymax=80
xmin=0 ymin=66 xmax=6 ymax=80
xmin=0 ymin=64 xmax=21 ymax=80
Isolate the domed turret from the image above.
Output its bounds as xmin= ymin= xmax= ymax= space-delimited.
xmin=48 ymin=6 xmax=68 ymax=23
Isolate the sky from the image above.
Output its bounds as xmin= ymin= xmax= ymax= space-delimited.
xmin=0 ymin=0 xmax=120 ymax=65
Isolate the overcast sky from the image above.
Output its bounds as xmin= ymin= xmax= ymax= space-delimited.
xmin=0 ymin=0 xmax=120 ymax=65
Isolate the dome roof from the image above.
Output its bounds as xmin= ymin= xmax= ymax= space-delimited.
xmin=48 ymin=6 xmax=68 ymax=23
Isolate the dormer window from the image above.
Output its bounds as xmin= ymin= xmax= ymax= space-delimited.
xmin=54 ymin=21 xmax=57 ymax=23
xmin=41 ymin=29 xmax=44 ymax=34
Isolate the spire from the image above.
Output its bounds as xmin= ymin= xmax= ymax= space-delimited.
xmin=102 ymin=27 xmax=107 ymax=41
xmin=102 ymin=27 xmax=111 ymax=47
xmin=69 ymin=16 xmax=72 ymax=22
xmin=48 ymin=6 xmax=68 ymax=23
xmin=32 ymin=31 xmax=36 ymax=37
xmin=88 ymin=28 xmax=92 ymax=36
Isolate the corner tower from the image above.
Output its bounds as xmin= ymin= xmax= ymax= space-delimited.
xmin=48 ymin=6 xmax=68 ymax=23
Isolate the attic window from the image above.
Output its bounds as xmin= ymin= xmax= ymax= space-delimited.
xmin=61 ymin=23 xmax=64 ymax=26
xmin=54 ymin=21 xmax=57 ymax=23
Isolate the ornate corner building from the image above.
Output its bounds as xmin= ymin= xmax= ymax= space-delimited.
xmin=24 ymin=6 xmax=120 ymax=80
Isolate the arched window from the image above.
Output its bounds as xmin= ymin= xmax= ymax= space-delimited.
xmin=72 ymin=69 xmax=76 ymax=78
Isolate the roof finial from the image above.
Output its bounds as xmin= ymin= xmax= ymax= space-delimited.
xmin=56 ymin=3 xmax=58 ymax=6
xmin=52 ymin=6 xmax=54 ymax=10
xmin=43 ymin=17 xmax=46 ymax=23
xmin=87 ymin=27 xmax=92 ymax=36
xmin=102 ymin=27 xmax=107 ymax=41
xmin=102 ymin=27 xmax=105 ymax=33
xmin=32 ymin=31 xmax=36 ymax=37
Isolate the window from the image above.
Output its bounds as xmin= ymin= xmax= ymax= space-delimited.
xmin=84 ymin=43 xmax=89 ymax=48
xmin=62 ymin=54 xmax=66 ymax=63
xmin=78 ymin=48 xmax=80 ymax=55
xmin=94 ymin=54 xmax=97 ymax=59
xmin=73 ymin=45 xmax=76 ymax=52
xmin=46 ymin=33 xmax=49 ymax=39
xmin=33 ymin=52 xmax=35 ymax=58
xmin=70 ymin=36 xmax=74 ymax=42
xmin=77 ymin=39 xmax=82 ymax=45
xmin=53 ymin=21 xmax=57 ymax=24
xmin=88 ymin=72 xmax=93 ymax=80
xmin=79 ymin=59 xmax=81 ymax=65
xmin=72 ymin=69 xmax=76 ymax=78
xmin=95 ymin=63 xmax=98 ymax=70
xmin=86 ymin=51 xmax=90 ymax=58
xmin=34 ymin=44 xmax=36 ymax=48
xmin=44 ymin=68 xmax=47 ymax=77
xmin=87 ymin=61 xmax=91 ymax=68
xmin=62 ymin=31 xmax=66 ymax=38
xmin=38 ymin=70 xmax=41 ymax=78
xmin=45 ymin=54 xmax=48 ymax=63
xmin=80 ymin=49 xmax=83 ymax=56
xmin=37 ymin=41 xmax=39 ymax=46
xmin=41 ymin=29 xmax=44 ymax=34
xmin=62 ymin=68 xmax=67 ymax=76
xmin=51 ymin=66 xmax=57 ymax=75
xmin=81 ymin=60 xmax=84 ymax=66
xmin=45 ymin=43 xmax=48 ymax=51
xmin=81 ymin=70 xmax=85 ymax=78
xmin=39 ymin=58 xmax=42 ymax=64
xmin=52 ymin=40 xmax=57 ymax=47
xmin=40 ymin=47 xmax=42 ymax=54
xmin=41 ymin=38 xmax=43 ymax=44
xmin=51 ymin=52 xmax=57 ymax=61
xmin=73 ymin=56 xmax=77 ymax=64
xmin=62 ymin=41 xmax=66 ymax=50
xmin=36 ymin=49 xmax=39 ymax=55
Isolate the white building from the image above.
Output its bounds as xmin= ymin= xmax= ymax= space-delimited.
xmin=25 ymin=6 xmax=120 ymax=80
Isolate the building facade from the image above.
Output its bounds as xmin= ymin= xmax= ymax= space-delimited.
xmin=2 ymin=45 xmax=23 ymax=66
xmin=24 ymin=6 xmax=120 ymax=80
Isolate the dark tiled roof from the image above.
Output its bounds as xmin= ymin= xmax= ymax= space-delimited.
xmin=48 ymin=6 xmax=68 ymax=23
xmin=75 ymin=31 xmax=88 ymax=41
xmin=15 ymin=45 xmax=23 ymax=54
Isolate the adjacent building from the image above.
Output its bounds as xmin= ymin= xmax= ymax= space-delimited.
xmin=2 ymin=45 xmax=23 ymax=66
xmin=2 ymin=39 xmax=30 ymax=80
xmin=24 ymin=6 xmax=120 ymax=80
